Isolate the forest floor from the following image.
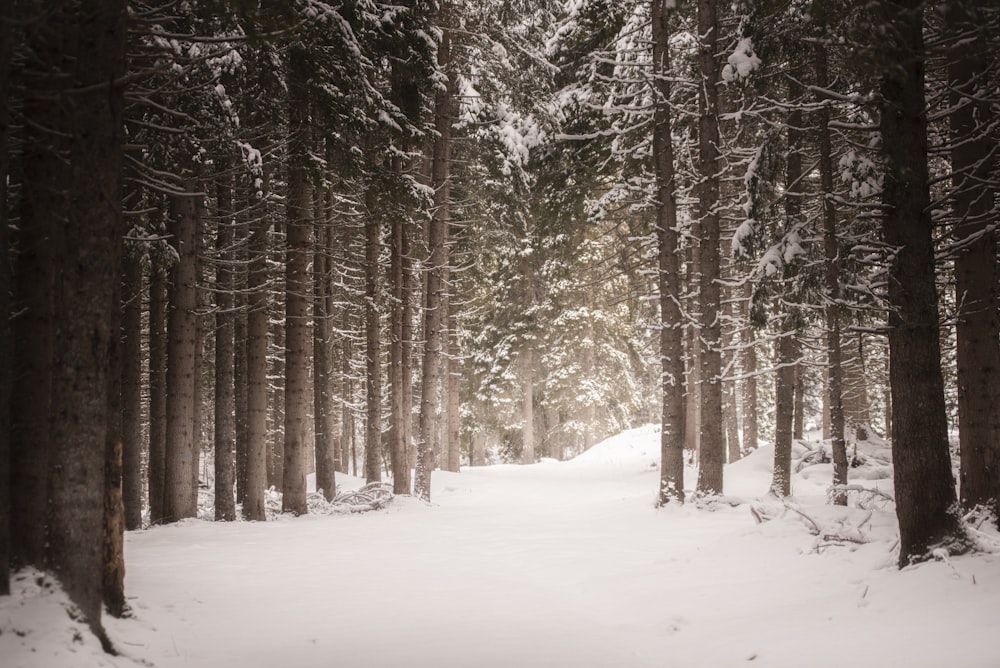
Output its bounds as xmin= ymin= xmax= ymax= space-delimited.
xmin=3 ymin=425 xmax=999 ymax=667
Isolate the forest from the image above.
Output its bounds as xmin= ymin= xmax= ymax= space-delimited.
xmin=0 ymin=0 xmax=998 ymax=659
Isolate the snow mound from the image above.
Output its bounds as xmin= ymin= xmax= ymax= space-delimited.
xmin=568 ymin=424 xmax=661 ymax=468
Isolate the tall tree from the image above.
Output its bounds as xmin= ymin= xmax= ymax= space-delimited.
xmin=0 ymin=0 xmax=11 ymax=592
xmin=695 ymin=0 xmax=725 ymax=497
xmin=164 ymin=188 xmax=200 ymax=522
xmin=876 ymin=0 xmax=967 ymax=565
xmin=652 ymin=0 xmax=686 ymax=506
xmin=282 ymin=45 xmax=314 ymax=516
xmin=946 ymin=1 xmax=1000 ymax=518
xmin=214 ymin=170 xmax=237 ymax=522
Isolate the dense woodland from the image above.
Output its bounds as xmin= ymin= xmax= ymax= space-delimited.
xmin=0 ymin=0 xmax=998 ymax=649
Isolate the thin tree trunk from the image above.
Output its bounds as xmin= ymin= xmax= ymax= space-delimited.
xmin=148 ymin=262 xmax=168 ymax=524
xmin=653 ymin=0 xmax=686 ymax=505
xmin=244 ymin=215 xmax=269 ymax=521
xmin=214 ymin=171 xmax=237 ymax=522
xmin=445 ymin=282 xmax=461 ymax=472
xmin=815 ymin=41 xmax=849 ymax=505
xmin=415 ymin=24 xmax=454 ymax=499
xmin=878 ymin=0 xmax=964 ymax=565
xmin=122 ymin=249 xmax=143 ymax=528
xmin=165 ymin=189 xmax=199 ymax=522
xmin=521 ymin=350 xmax=535 ymax=465
xmin=314 ymin=187 xmax=337 ymax=501
xmin=364 ymin=199 xmax=383 ymax=483
xmin=390 ymin=215 xmax=410 ymax=490
xmin=103 ymin=223 xmax=125 ymax=618
xmin=234 ymin=221 xmax=249 ymax=506
xmin=740 ymin=282 xmax=759 ymax=452
xmin=695 ymin=0 xmax=724 ymax=497
xmin=282 ymin=51 xmax=313 ymax=515
xmin=771 ymin=332 xmax=798 ymax=497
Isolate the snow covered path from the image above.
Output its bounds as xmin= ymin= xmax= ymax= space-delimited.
xmin=5 ymin=426 xmax=999 ymax=667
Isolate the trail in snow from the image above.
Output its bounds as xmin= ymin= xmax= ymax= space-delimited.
xmin=3 ymin=425 xmax=999 ymax=668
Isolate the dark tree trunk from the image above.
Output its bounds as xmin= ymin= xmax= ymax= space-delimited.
xmin=147 ymin=262 xmax=168 ymax=524
xmin=878 ymin=0 xmax=965 ymax=565
xmin=103 ymin=212 xmax=125 ymax=618
xmin=214 ymin=171 xmax=237 ymax=522
xmin=947 ymin=3 xmax=1000 ymax=518
xmin=695 ymin=0 xmax=724 ymax=497
xmin=652 ymin=0 xmax=686 ymax=506
xmin=771 ymin=332 xmax=798 ymax=498
xmin=740 ymin=282 xmax=759 ymax=452
xmin=10 ymin=1 xmax=62 ymax=567
xmin=815 ymin=42 xmax=849 ymax=505
xmin=364 ymin=202 xmax=383 ymax=484
xmin=47 ymin=0 xmax=126 ymax=637
xmin=314 ymin=191 xmax=336 ymax=502
xmin=0 ymin=0 xmax=11 ymax=591
xmin=122 ymin=250 xmax=143 ymax=528
xmin=244 ymin=215 xmax=269 ymax=521
xmin=416 ymin=25 xmax=454 ymax=499
xmin=165 ymin=189 xmax=199 ymax=522
xmin=390 ymin=216 xmax=410 ymax=490
xmin=282 ymin=50 xmax=313 ymax=515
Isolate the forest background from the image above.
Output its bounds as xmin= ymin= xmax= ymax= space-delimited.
xmin=0 ymin=0 xmax=998 ymax=649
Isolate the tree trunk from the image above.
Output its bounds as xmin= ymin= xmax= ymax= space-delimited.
xmin=148 ymin=262 xmax=168 ymax=524
xmin=771 ymin=332 xmax=798 ymax=498
xmin=165 ymin=189 xmax=200 ymax=522
xmin=244 ymin=214 xmax=269 ymax=521
xmin=521 ymin=350 xmax=535 ymax=465
xmin=947 ymin=3 xmax=1000 ymax=518
xmin=415 ymin=25 xmax=454 ymax=499
xmin=0 ymin=0 xmax=11 ymax=590
xmin=314 ymin=185 xmax=337 ymax=501
xmin=10 ymin=3 xmax=61 ymax=566
xmin=445 ymin=284 xmax=461 ymax=472
xmin=878 ymin=0 xmax=965 ymax=565
xmin=364 ymin=202 xmax=383 ymax=483
xmin=695 ymin=0 xmax=724 ymax=497
xmin=47 ymin=0 xmax=125 ymax=636
xmin=815 ymin=41 xmax=849 ymax=505
xmin=214 ymin=171 xmax=237 ymax=522
xmin=652 ymin=0 xmax=686 ymax=505
xmin=282 ymin=50 xmax=313 ymax=515
xmin=389 ymin=215 xmax=410 ymax=490
xmin=121 ymin=249 xmax=143 ymax=528
xmin=103 ymin=216 xmax=125 ymax=618
xmin=740 ymin=282 xmax=759 ymax=452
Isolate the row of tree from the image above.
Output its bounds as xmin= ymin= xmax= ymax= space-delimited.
xmin=0 ymin=0 xmax=997 ymax=647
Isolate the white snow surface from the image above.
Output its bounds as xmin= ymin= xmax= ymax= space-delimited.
xmin=3 ymin=424 xmax=999 ymax=667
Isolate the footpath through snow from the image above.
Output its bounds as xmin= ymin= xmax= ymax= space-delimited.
xmin=2 ymin=425 xmax=999 ymax=667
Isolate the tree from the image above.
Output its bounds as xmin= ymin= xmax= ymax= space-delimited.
xmin=214 ymin=170 xmax=237 ymax=522
xmin=945 ymin=1 xmax=1000 ymax=519
xmin=652 ymin=0 xmax=687 ymax=505
xmin=875 ymin=0 xmax=967 ymax=565
xmin=695 ymin=0 xmax=725 ymax=498
xmin=281 ymin=45 xmax=314 ymax=516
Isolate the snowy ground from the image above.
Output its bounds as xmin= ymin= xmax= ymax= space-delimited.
xmin=3 ymin=425 xmax=999 ymax=667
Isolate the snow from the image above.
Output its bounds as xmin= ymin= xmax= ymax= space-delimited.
xmin=3 ymin=426 xmax=999 ymax=668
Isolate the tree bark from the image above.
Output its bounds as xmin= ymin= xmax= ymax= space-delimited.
xmin=244 ymin=214 xmax=269 ymax=521
xmin=0 ymin=0 xmax=11 ymax=590
xmin=815 ymin=41 xmax=849 ymax=505
xmin=947 ymin=3 xmax=1000 ymax=518
xmin=364 ymin=202 xmax=383 ymax=483
xmin=740 ymin=282 xmax=759 ymax=452
xmin=148 ymin=262 xmax=168 ymax=524
xmin=878 ymin=0 xmax=965 ymax=565
xmin=415 ymin=24 xmax=454 ymax=499
xmin=771 ymin=332 xmax=798 ymax=498
xmin=47 ymin=0 xmax=126 ymax=637
xmin=314 ymin=185 xmax=337 ymax=501
xmin=389 ymin=215 xmax=410 ymax=490
xmin=695 ymin=0 xmax=724 ymax=497
xmin=165 ymin=189 xmax=200 ymax=522
xmin=214 ymin=171 xmax=237 ymax=522
xmin=445 ymin=282 xmax=461 ymax=472
xmin=122 ymin=249 xmax=144 ymax=528
xmin=282 ymin=49 xmax=313 ymax=515
xmin=653 ymin=0 xmax=686 ymax=505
